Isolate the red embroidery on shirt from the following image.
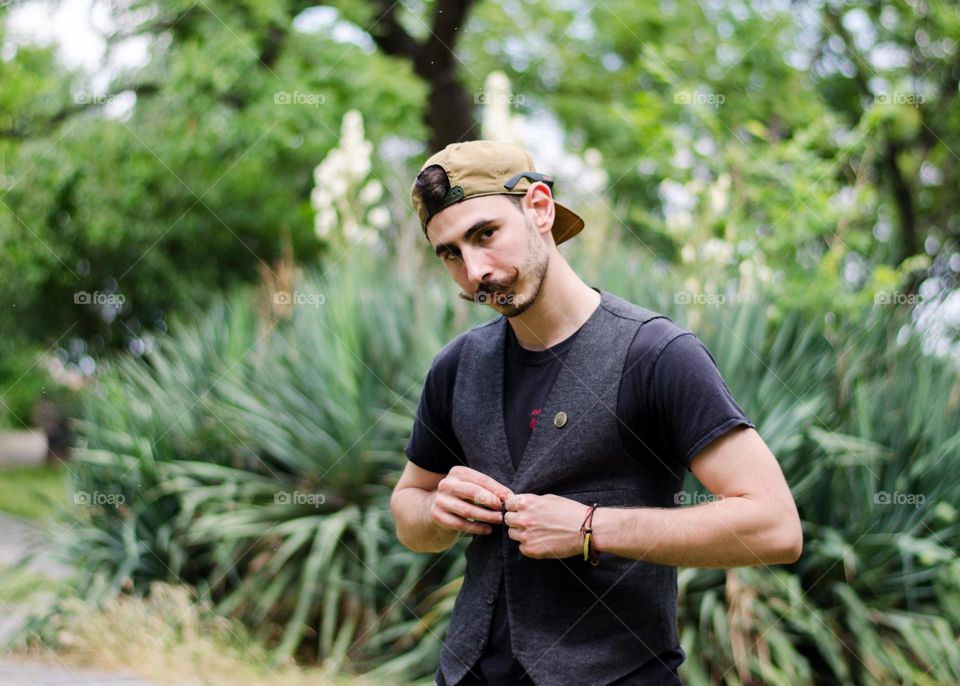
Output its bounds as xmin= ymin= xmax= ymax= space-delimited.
xmin=529 ymin=408 xmax=542 ymax=430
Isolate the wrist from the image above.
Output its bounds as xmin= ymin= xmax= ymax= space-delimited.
xmin=421 ymin=490 xmax=457 ymax=551
xmin=579 ymin=502 xmax=600 ymax=565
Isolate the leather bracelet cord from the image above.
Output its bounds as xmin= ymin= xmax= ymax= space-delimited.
xmin=579 ymin=502 xmax=600 ymax=565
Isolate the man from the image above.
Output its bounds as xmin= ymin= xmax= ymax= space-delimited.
xmin=390 ymin=140 xmax=802 ymax=686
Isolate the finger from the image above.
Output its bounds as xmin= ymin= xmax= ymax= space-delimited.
xmin=449 ymin=466 xmax=515 ymax=502
xmin=505 ymin=493 xmax=531 ymax=512
xmin=441 ymin=480 xmax=505 ymax=513
xmin=467 ymin=486 xmax=502 ymax=509
xmin=432 ymin=509 xmax=493 ymax=535
xmin=435 ymin=492 xmax=504 ymax=525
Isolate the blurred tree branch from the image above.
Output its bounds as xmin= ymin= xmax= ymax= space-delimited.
xmin=823 ymin=5 xmax=918 ymax=264
xmin=366 ymin=0 xmax=478 ymax=150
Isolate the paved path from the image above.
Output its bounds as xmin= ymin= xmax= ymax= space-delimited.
xmin=0 ymin=515 xmax=73 ymax=580
xmin=0 ymin=660 xmax=186 ymax=686
xmin=0 ymin=432 xmax=47 ymax=468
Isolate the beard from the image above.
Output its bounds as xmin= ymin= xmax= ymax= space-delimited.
xmin=461 ymin=216 xmax=549 ymax=318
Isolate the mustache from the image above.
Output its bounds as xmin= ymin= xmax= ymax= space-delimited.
xmin=458 ymin=270 xmax=518 ymax=303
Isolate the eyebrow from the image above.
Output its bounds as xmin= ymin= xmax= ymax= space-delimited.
xmin=434 ymin=218 xmax=497 ymax=257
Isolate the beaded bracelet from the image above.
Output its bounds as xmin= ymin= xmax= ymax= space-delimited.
xmin=579 ymin=502 xmax=600 ymax=565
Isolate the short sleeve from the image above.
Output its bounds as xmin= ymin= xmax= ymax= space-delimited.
xmin=403 ymin=336 xmax=467 ymax=474
xmin=650 ymin=333 xmax=755 ymax=471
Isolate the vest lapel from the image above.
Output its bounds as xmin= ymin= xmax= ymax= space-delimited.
xmin=510 ymin=288 xmax=609 ymax=489
xmin=467 ymin=313 xmax=516 ymax=487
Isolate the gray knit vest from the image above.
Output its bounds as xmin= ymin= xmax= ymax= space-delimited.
xmin=439 ymin=287 xmax=684 ymax=686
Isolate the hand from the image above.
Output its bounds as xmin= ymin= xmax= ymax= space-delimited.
xmin=503 ymin=493 xmax=587 ymax=558
xmin=430 ymin=466 xmax=514 ymax=536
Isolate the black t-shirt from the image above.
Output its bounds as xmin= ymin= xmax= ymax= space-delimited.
xmin=408 ymin=316 xmax=755 ymax=685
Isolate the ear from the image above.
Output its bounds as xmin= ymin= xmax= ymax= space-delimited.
xmin=523 ymin=182 xmax=556 ymax=238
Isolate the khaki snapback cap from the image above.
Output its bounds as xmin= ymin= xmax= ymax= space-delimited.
xmin=411 ymin=140 xmax=585 ymax=245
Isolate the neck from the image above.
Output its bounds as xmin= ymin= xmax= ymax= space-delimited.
xmin=508 ymin=255 xmax=601 ymax=351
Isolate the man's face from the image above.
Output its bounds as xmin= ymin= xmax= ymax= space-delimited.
xmin=426 ymin=190 xmax=551 ymax=318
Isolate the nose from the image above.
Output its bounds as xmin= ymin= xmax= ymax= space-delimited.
xmin=461 ymin=247 xmax=492 ymax=288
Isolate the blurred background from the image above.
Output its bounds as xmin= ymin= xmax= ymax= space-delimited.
xmin=1 ymin=0 xmax=959 ymax=684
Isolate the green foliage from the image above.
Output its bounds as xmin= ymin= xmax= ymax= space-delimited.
xmin=459 ymin=0 xmax=959 ymax=317
xmin=0 ymin=342 xmax=48 ymax=429
xmin=0 ymin=2 xmax=426 ymax=361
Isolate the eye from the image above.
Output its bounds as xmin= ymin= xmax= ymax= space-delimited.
xmin=441 ymin=250 xmax=461 ymax=263
xmin=479 ymin=227 xmax=496 ymax=240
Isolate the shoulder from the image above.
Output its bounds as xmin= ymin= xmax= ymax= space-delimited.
xmin=428 ymin=314 xmax=501 ymax=375
xmin=425 ymin=334 xmax=466 ymax=389
xmin=598 ymin=291 xmax=694 ymax=363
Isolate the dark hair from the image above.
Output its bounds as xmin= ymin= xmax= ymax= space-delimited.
xmin=413 ymin=164 xmax=450 ymax=210
xmin=414 ymin=164 xmax=524 ymax=223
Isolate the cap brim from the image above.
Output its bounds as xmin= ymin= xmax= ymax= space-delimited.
xmin=552 ymin=202 xmax=585 ymax=245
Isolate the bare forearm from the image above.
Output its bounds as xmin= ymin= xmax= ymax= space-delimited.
xmin=592 ymin=496 xmax=802 ymax=568
xmin=391 ymin=487 xmax=460 ymax=553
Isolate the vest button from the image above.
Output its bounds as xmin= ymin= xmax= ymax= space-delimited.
xmin=487 ymin=593 xmax=496 ymax=605
xmin=553 ymin=411 xmax=567 ymax=428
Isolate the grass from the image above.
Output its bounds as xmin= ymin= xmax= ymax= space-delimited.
xmin=0 ymin=462 xmax=70 ymax=521
xmin=0 ymin=566 xmax=71 ymax=605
